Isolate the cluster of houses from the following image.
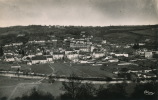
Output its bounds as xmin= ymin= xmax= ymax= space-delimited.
xmin=2 ymin=34 xmax=131 ymax=65
xmin=0 ymin=31 xmax=157 ymax=81
xmin=2 ymin=33 xmax=158 ymax=66
xmin=112 ymin=61 xmax=157 ymax=79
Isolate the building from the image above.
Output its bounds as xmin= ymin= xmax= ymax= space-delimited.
xmin=65 ymin=48 xmax=74 ymax=55
xmin=4 ymin=55 xmax=15 ymax=62
xmin=80 ymin=60 xmax=88 ymax=63
xmin=115 ymin=54 xmax=129 ymax=57
xmin=70 ymin=39 xmax=91 ymax=52
xmin=53 ymin=52 xmax=64 ymax=60
xmin=12 ymin=42 xmax=23 ymax=46
xmin=46 ymin=55 xmax=53 ymax=61
xmin=145 ymin=52 xmax=153 ymax=59
xmin=4 ymin=51 xmax=13 ymax=55
xmin=28 ymin=37 xmax=46 ymax=44
xmin=102 ymin=40 xmax=107 ymax=44
xmin=32 ymin=56 xmax=47 ymax=64
xmin=90 ymin=46 xmax=95 ymax=52
xmin=66 ymin=53 xmax=79 ymax=60
xmin=70 ymin=42 xmax=91 ymax=48
xmin=92 ymin=52 xmax=105 ymax=58
xmin=79 ymin=47 xmax=90 ymax=52
xmin=108 ymin=58 xmax=119 ymax=62
xmin=142 ymin=73 xmax=157 ymax=78
xmin=36 ymin=51 xmax=43 ymax=56
xmin=11 ymin=63 xmax=21 ymax=68
xmin=17 ymin=33 xmax=25 ymax=37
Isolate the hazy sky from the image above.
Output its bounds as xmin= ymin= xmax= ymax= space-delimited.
xmin=0 ymin=0 xmax=158 ymax=27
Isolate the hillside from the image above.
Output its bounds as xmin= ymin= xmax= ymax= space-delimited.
xmin=0 ymin=25 xmax=157 ymax=45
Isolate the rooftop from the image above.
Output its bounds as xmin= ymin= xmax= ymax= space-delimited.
xmin=32 ymin=56 xmax=47 ymax=60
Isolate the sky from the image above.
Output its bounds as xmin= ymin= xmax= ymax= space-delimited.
xmin=0 ymin=0 xmax=158 ymax=27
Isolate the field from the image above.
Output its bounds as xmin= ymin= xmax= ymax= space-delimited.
xmin=46 ymin=63 xmax=116 ymax=78
xmin=0 ymin=63 xmax=30 ymax=71
xmin=0 ymin=76 xmax=63 ymax=99
xmin=0 ymin=62 xmax=137 ymax=99
xmin=0 ymin=62 xmax=116 ymax=78
xmin=0 ymin=76 xmax=136 ymax=99
xmin=0 ymin=62 xmax=117 ymax=99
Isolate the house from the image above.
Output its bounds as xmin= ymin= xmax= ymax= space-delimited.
xmin=124 ymin=45 xmax=131 ymax=48
xmin=4 ymin=51 xmax=13 ymax=55
xmin=27 ymin=62 xmax=32 ymax=65
xmin=11 ymin=63 xmax=21 ymax=68
xmin=66 ymin=53 xmax=79 ymax=60
xmin=49 ymin=37 xmax=57 ymax=42
xmin=14 ymin=55 xmax=22 ymax=61
xmin=90 ymin=46 xmax=95 ymax=52
xmin=127 ymin=67 xmax=151 ymax=73
xmin=80 ymin=60 xmax=88 ymax=63
xmin=70 ymin=42 xmax=90 ymax=48
xmin=65 ymin=48 xmax=74 ymax=55
xmin=34 ymin=40 xmax=46 ymax=43
xmin=139 ymin=43 xmax=145 ymax=46
xmin=108 ymin=58 xmax=119 ymax=62
xmin=74 ymin=48 xmax=80 ymax=53
xmin=92 ymin=52 xmax=105 ymax=58
xmin=53 ymin=52 xmax=64 ymax=60
xmin=115 ymin=54 xmax=129 ymax=57
xmin=145 ymin=52 xmax=153 ymax=59
xmin=28 ymin=37 xmax=46 ymax=44
xmin=135 ymin=49 xmax=147 ymax=56
xmin=118 ymin=62 xmax=138 ymax=66
xmin=102 ymin=56 xmax=112 ymax=60
xmin=4 ymin=44 xmax=12 ymax=47
xmin=46 ymin=55 xmax=53 ymax=61
xmin=32 ymin=56 xmax=47 ymax=64
xmin=4 ymin=55 xmax=15 ymax=62
xmin=143 ymin=69 xmax=153 ymax=73
xmin=79 ymin=52 xmax=91 ymax=59
xmin=79 ymin=47 xmax=90 ymax=52
xmin=142 ymin=73 xmax=157 ymax=78
xmin=12 ymin=42 xmax=23 ymax=46
xmin=36 ymin=51 xmax=43 ymax=55
xmin=17 ymin=33 xmax=25 ymax=37
xmin=102 ymin=40 xmax=106 ymax=44
xmin=26 ymin=52 xmax=36 ymax=58
xmin=72 ymin=59 xmax=79 ymax=63
xmin=70 ymin=40 xmax=91 ymax=52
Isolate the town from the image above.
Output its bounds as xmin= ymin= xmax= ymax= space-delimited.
xmin=0 ymin=25 xmax=158 ymax=100
xmin=0 ymin=25 xmax=158 ymax=80
xmin=1 ymin=0 xmax=158 ymax=99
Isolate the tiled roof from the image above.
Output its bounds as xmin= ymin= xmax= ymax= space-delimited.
xmin=32 ymin=56 xmax=47 ymax=60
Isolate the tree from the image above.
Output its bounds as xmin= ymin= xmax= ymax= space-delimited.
xmin=61 ymin=73 xmax=95 ymax=100
xmin=48 ymin=75 xmax=55 ymax=84
xmin=0 ymin=46 xmax=3 ymax=56
xmin=133 ymin=43 xmax=139 ymax=50
xmin=76 ymin=83 xmax=96 ymax=100
xmin=14 ymin=88 xmax=54 ymax=100
xmin=96 ymin=83 xmax=127 ymax=100
xmin=61 ymin=73 xmax=82 ymax=100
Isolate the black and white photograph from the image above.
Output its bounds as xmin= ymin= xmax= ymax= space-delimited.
xmin=0 ymin=0 xmax=158 ymax=100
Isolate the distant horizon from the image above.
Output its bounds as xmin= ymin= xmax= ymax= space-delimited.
xmin=0 ymin=0 xmax=158 ymax=27
xmin=0 ymin=24 xmax=158 ymax=28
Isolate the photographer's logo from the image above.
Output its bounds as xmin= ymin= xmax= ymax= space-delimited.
xmin=144 ymin=90 xmax=155 ymax=95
